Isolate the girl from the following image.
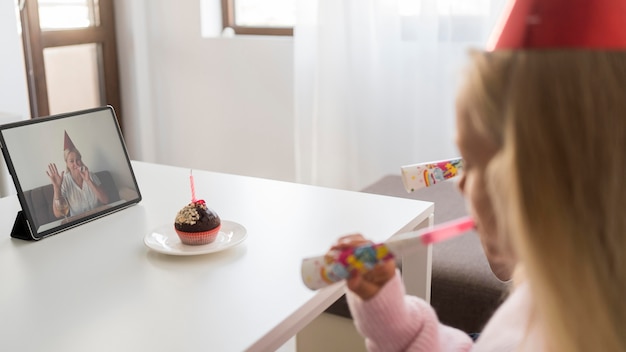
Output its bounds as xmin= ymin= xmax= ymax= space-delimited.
xmin=332 ymin=49 xmax=626 ymax=351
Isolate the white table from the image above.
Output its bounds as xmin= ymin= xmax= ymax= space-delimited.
xmin=0 ymin=161 xmax=433 ymax=352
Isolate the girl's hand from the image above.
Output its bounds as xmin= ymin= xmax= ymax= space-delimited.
xmin=46 ymin=163 xmax=64 ymax=189
xmin=331 ymin=234 xmax=397 ymax=301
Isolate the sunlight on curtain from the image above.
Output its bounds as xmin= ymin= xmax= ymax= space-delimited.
xmin=294 ymin=0 xmax=506 ymax=190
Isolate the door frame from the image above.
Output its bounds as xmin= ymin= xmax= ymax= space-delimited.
xmin=19 ymin=0 xmax=123 ymax=132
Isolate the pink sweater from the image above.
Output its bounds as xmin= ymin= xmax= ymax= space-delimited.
xmin=346 ymin=270 xmax=541 ymax=351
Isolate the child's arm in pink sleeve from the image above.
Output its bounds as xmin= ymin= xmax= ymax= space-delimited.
xmin=346 ymin=270 xmax=473 ymax=352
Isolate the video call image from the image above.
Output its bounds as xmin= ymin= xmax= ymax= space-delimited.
xmin=1 ymin=108 xmax=139 ymax=233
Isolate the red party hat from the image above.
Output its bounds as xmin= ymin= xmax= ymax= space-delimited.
xmin=63 ymin=130 xmax=77 ymax=151
xmin=487 ymin=0 xmax=626 ymax=50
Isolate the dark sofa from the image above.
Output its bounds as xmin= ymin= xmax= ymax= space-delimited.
xmin=22 ymin=170 xmax=120 ymax=230
xmin=325 ymin=175 xmax=510 ymax=333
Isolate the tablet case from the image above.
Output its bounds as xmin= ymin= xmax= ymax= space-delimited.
xmin=1 ymin=106 xmax=142 ymax=241
xmin=11 ymin=210 xmax=36 ymax=240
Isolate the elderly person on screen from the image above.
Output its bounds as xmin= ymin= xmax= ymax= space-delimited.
xmin=46 ymin=131 xmax=109 ymax=218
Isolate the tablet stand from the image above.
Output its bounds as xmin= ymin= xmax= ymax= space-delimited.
xmin=11 ymin=210 xmax=36 ymax=241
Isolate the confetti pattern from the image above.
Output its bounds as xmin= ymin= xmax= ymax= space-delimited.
xmin=301 ymin=243 xmax=395 ymax=290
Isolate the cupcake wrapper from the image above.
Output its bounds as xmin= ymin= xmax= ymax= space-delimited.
xmin=175 ymin=225 xmax=221 ymax=246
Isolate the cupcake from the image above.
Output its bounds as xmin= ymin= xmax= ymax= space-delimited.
xmin=174 ymin=200 xmax=221 ymax=245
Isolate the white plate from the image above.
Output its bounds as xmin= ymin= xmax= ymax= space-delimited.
xmin=144 ymin=220 xmax=247 ymax=256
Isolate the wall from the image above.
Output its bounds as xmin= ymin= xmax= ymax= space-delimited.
xmin=0 ymin=0 xmax=29 ymax=120
xmin=4 ymin=1 xmax=466 ymax=195
xmin=1 ymin=0 xmax=296 ymax=196
xmin=0 ymin=0 xmax=30 ymax=196
xmin=115 ymin=0 xmax=297 ymax=184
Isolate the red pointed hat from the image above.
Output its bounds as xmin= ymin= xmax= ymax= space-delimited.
xmin=487 ymin=0 xmax=626 ymax=50
xmin=63 ymin=130 xmax=77 ymax=151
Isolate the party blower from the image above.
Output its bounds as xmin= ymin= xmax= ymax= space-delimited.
xmin=301 ymin=157 xmax=469 ymax=290
xmin=301 ymin=216 xmax=475 ymax=290
xmin=400 ymin=157 xmax=463 ymax=193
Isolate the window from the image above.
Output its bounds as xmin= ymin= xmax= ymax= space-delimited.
xmin=221 ymin=0 xmax=294 ymax=36
xmin=37 ymin=0 xmax=100 ymax=30
xmin=219 ymin=0 xmax=492 ymax=38
xmin=19 ymin=0 xmax=123 ymax=131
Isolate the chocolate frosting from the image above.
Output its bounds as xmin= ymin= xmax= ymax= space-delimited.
xmin=174 ymin=201 xmax=220 ymax=232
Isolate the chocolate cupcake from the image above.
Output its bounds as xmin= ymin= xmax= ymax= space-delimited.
xmin=174 ymin=200 xmax=221 ymax=245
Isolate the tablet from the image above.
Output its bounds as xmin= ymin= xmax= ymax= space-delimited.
xmin=0 ymin=106 xmax=142 ymax=240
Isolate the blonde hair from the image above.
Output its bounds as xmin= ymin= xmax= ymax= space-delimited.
xmin=460 ymin=50 xmax=626 ymax=352
xmin=63 ymin=148 xmax=82 ymax=172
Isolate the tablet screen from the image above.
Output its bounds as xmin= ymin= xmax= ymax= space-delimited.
xmin=0 ymin=106 xmax=141 ymax=240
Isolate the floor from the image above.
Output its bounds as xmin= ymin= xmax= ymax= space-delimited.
xmin=274 ymin=313 xmax=366 ymax=352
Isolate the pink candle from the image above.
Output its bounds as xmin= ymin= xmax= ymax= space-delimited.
xmin=190 ymin=170 xmax=196 ymax=202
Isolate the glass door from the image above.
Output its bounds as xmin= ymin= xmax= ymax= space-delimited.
xmin=19 ymin=0 xmax=123 ymax=131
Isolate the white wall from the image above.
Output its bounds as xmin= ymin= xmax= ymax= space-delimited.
xmin=0 ymin=0 xmax=29 ymax=120
xmin=4 ymin=1 xmax=463 ymax=193
xmin=1 ymin=0 xmax=296 ymax=197
xmin=115 ymin=0 xmax=297 ymax=183
xmin=0 ymin=0 xmax=30 ymax=196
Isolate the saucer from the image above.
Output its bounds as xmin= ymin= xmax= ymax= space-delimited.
xmin=144 ymin=220 xmax=247 ymax=256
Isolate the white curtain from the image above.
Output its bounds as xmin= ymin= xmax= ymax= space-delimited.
xmin=294 ymin=0 xmax=506 ymax=190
